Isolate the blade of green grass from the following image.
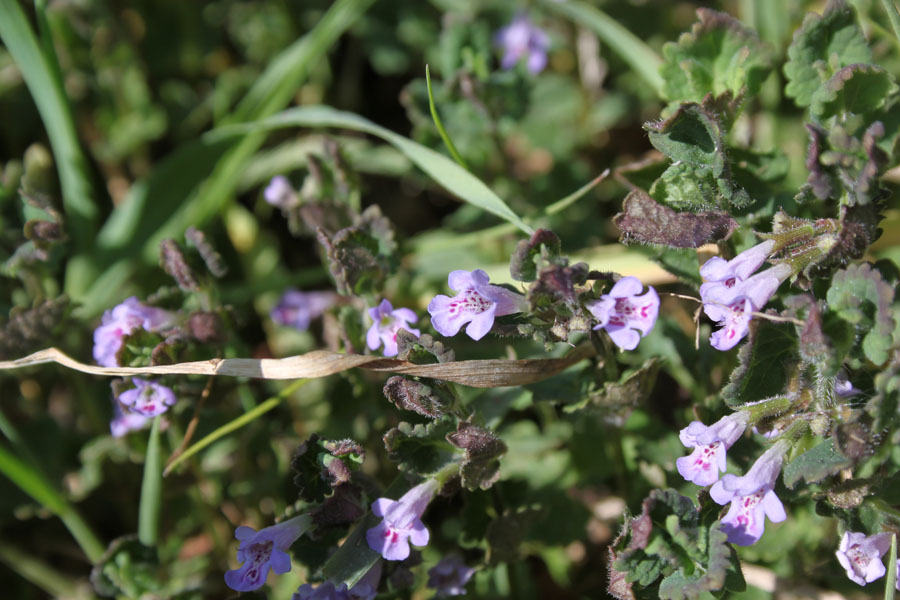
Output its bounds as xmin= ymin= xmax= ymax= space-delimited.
xmin=138 ymin=417 xmax=163 ymax=547
xmin=0 ymin=443 xmax=104 ymax=562
xmin=886 ymin=533 xmax=897 ymax=600
xmin=425 ymin=65 xmax=468 ymax=169
xmin=882 ymin=0 xmax=900 ymax=45
xmin=540 ymin=0 xmax=663 ymax=97
xmin=164 ymin=379 xmax=308 ymax=476
xmin=0 ymin=0 xmax=98 ymax=249
xmin=207 ymin=106 xmax=533 ymax=234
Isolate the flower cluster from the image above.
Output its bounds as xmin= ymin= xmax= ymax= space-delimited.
xmin=699 ymin=241 xmax=791 ymax=351
xmin=366 ymin=480 xmax=438 ymax=561
xmin=367 ymin=299 xmax=420 ymax=357
xmin=585 ymin=276 xmax=659 ymax=351
xmin=292 ymin=562 xmax=381 ymax=600
xmin=428 ymin=270 xmax=527 ymax=341
xmin=676 ymin=414 xmax=789 ymax=545
xmin=93 ymin=297 xmax=174 ymax=367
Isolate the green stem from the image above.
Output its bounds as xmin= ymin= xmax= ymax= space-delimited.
xmin=741 ymin=397 xmax=793 ymax=424
xmin=425 ymin=65 xmax=468 ymax=169
xmin=885 ymin=533 xmax=897 ymax=600
xmin=163 ymin=379 xmax=308 ymax=475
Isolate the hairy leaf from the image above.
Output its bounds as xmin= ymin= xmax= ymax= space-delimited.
xmin=784 ymin=0 xmax=872 ymax=108
xmin=660 ymin=8 xmax=772 ymax=108
xmin=810 ymin=64 xmax=898 ymax=119
xmin=614 ymin=189 xmax=738 ymax=248
xmin=291 ymin=434 xmax=365 ymax=503
xmin=510 ymin=229 xmax=562 ymax=282
xmin=446 ymin=421 xmax=507 ymax=491
xmin=383 ymin=376 xmax=452 ymax=419
xmin=826 ymin=263 xmax=896 ymax=365
xmin=383 ymin=417 xmax=459 ymax=476
xmin=658 ymin=522 xmax=744 ymax=599
xmin=783 ymin=438 xmax=852 ymax=488
xmin=722 ymin=319 xmax=799 ymax=407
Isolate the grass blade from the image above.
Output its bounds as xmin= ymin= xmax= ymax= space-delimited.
xmin=425 ymin=65 xmax=468 ymax=169
xmin=540 ymin=0 xmax=663 ymax=97
xmin=882 ymin=0 xmax=900 ymax=44
xmin=138 ymin=417 xmax=163 ymax=547
xmin=208 ymin=106 xmax=533 ymax=234
xmin=0 ymin=541 xmax=88 ymax=599
xmin=0 ymin=0 xmax=99 ymax=248
xmin=0 ymin=443 xmax=104 ymax=562
xmin=163 ymin=379 xmax=308 ymax=476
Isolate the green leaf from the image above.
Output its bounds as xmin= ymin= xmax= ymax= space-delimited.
xmin=784 ymin=0 xmax=872 ymax=108
xmin=90 ymin=535 xmax=161 ymax=599
xmin=446 ymin=421 xmax=507 ymax=491
xmin=722 ymin=320 xmax=799 ymax=407
xmin=510 ymin=229 xmax=562 ymax=283
xmin=0 ymin=0 xmax=98 ymax=249
xmin=660 ymin=8 xmax=772 ymax=106
xmin=291 ymin=435 xmax=366 ymax=503
xmin=383 ymin=416 xmax=459 ymax=477
xmin=810 ymin=64 xmax=898 ymax=118
xmin=826 ymin=263 xmax=896 ymax=365
xmin=658 ymin=522 xmax=743 ymax=599
xmin=783 ymin=438 xmax=852 ymax=488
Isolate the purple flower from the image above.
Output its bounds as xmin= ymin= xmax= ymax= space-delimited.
xmin=428 ymin=270 xmax=527 ymax=341
xmin=93 ymin=297 xmax=174 ymax=367
xmin=271 ymin=290 xmax=337 ymax=331
xmin=699 ymin=241 xmax=791 ymax=351
xmin=836 ymin=531 xmax=892 ymax=586
xmin=264 ymin=175 xmax=299 ymax=209
xmin=366 ymin=480 xmax=438 ymax=561
xmin=676 ymin=412 xmax=749 ymax=486
xmin=225 ymin=514 xmax=312 ymax=592
xmin=117 ymin=378 xmax=176 ymax=418
xmin=428 ymin=555 xmax=476 ymax=597
xmin=585 ymin=276 xmax=659 ymax=351
xmin=367 ymin=299 xmax=421 ymax=357
xmin=710 ymin=442 xmax=788 ymax=546
xmin=110 ymin=400 xmax=150 ymax=437
xmin=496 ymin=15 xmax=550 ymax=74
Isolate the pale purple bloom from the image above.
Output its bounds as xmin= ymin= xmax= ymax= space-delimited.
xmin=676 ymin=412 xmax=749 ymax=487
xmin=835 ymin=372 xmax=860 ymax=398
xmin=496 ymin=15 xmax=550 ymax=74
xmin=700 ymin=241 xmax=791 ymax=351
xmin=367 ymin=299 xmax=420 ymax=357
xmin=117 ymin=378 xmax=176 ymax=418
xmin=271 ymin=290 xmax=336 ymax=331
xmin=264 ymin=175 xmax=298 ymax=209
xmin=710 ymin=442 xmax=788 ymax=546
xmin=366 ymin=480 xmax=438 ymax=561
xmin=93 ymin=297 xmax=174 ymax=367
xmin=428 ymin=270 xmax=527 ymax=341
xmin=428 ymin=554 xmax=476 ymax=597
xmin=225 ymin=514 xmax=312 ymax=592
xmin=836 ymin=531 xmax=892 ymax=585
xmin=585 ymin=276 xmax=659 ymax=351
xmin=110 ymin=400 xmax=150 ymax=437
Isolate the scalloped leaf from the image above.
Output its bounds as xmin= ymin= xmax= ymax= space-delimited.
xmin=825 ymin=263 xmax=896 ymax=365
xmin=811 ymin=64 xmax=898 ymax=119
xmin=446 ymin=421 xmax=507 ymax=491
xmin=657 ymin=522 xmax=744 ymax=600
xmin=660 ymin=8 xmax=772 ymax=107
xmin=722 ymin=319 xmax=799 ymax=407
xmin=382 ymin=416 xmax=460 ymax=476
xmin=784 ymin=0 xmax=872 ymax=108
xmin=783 ymin=438 xmax=851 ymax=489
xmin=510 ymin=229 xmax=562 ymax=282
